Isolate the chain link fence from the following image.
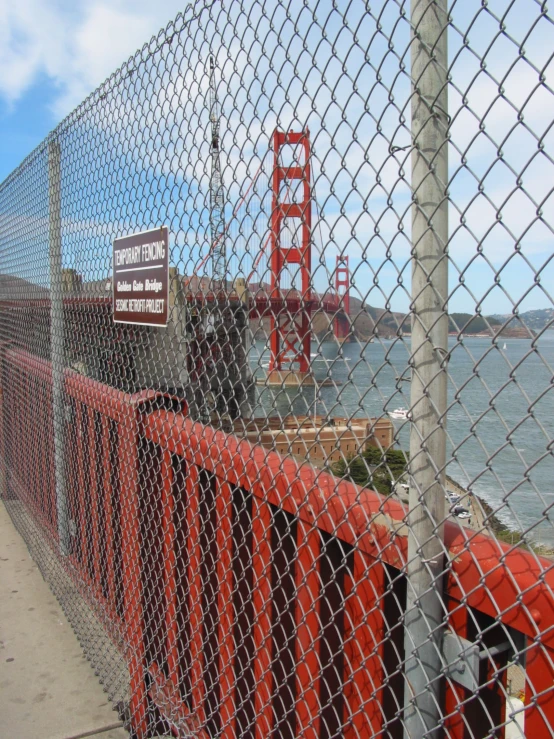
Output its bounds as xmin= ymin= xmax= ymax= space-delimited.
xmin=0 ymin=0 xmax=553 ymax=736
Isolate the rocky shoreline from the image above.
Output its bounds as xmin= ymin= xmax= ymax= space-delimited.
xmin=446 ymin=475 xmax=554 ymax=556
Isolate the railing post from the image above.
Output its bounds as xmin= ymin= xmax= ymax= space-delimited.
xmin=404 ymin=0 xmax=449 ymax=736
xmin=120 ymin=411 xmax=148 ymax=737
xmin=48 ymin=138 xmax=69 ymax=555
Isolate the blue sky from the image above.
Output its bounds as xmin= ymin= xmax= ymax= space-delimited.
xmin=0 ymin=0 xmax=553 ymax=318
xmin=0 ymin=0 xmax=189 ymax=176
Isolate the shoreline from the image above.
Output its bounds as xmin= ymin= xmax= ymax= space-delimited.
xmin=445 ymin=475 xmax=554 ymax=556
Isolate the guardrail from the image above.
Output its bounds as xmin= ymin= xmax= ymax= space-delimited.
xmin=0 ymin=345 xmax=169 ymax=727
xmin=1 ymin=344 xmax=553 ymax=737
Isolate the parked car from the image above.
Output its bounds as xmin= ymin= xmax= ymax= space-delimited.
xmin=446 ymin=491 xmax=460 ymax=504
xmin=393 ymin=482 xmax=410 ymax=499
xmin=452 ymin=505 xmax=471 ymax=519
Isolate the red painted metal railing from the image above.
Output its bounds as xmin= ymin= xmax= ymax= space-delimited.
xmin=2 ymin=345 xmax=554 ymax=738
xmin=0 ymin=345 xmax=167 ymax=730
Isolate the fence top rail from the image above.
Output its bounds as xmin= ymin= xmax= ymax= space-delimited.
xmin=0 ymin=298 xmax=112 ymax=309
xmin=2 ymin=346 xmax=163 ymax=420
xmin=143 ymin=408 xmax=554 ymax=645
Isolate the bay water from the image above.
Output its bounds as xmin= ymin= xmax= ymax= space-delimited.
xmin=251 ymin=333 xmax=554 ymax=545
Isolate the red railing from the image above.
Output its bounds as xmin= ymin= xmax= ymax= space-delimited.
xmin=1 ymin=346 xmax=554 ymax=738
xmin=0 ymin=346 xmax=168 ymax=729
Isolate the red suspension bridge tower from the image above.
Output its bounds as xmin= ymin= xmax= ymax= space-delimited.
xmin=334 ymin=255 xmax=351 ymax=340
xmin=262 ymin=130 xmax=352 ymax=384
xmin=267 ymin=130 xmax=313 ymax=385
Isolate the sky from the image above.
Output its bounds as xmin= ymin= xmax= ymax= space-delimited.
xmin=0 ymin=0 xmax=553 ymax=318
xmin=0 ymin=0 xmax=189 ymax=174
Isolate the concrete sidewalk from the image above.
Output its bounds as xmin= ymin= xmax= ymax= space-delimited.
xmin=0 ymin=503 xmax=128 ymax=739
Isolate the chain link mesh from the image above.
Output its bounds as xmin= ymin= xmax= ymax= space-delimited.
xmin=0 ymin=0 xmax=553 ymax=737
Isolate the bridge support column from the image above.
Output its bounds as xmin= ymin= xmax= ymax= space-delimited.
xmin=267 ymin=130 xmax=313 ymax=385
xmin=334 ymin=256 xmax=350 ymax=341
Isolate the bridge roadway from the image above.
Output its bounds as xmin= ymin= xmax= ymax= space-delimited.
xmin=184 ymin=290 xmax=346 ymax=319
xmin=0 ymin=292 xmax=347 ymax=319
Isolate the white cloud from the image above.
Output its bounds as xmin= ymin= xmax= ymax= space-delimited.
xmin=52 ymin=5 xmax=156 ymax=118
xmin=0 ymin=0 xmax=187 ymax=117
xmin=1 ymin=0 xmax=552 ymax=314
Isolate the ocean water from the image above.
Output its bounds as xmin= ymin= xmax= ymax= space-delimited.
xmin=250 ymin=333 xmax=554 ymax=545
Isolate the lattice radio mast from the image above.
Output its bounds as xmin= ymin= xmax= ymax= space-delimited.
xmin=209 ymin=55 xmax=226 ymax=287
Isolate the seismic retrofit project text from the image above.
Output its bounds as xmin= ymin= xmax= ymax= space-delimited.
xmin=112 ymin=226 xmax=169 ymax=326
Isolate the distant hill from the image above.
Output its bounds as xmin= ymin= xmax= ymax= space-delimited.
xmin=299 ymin=302 xmax=537 ymax=342
xmin=248 ymin=290 xmax=541 ymax=342
xmin=250 ymin=292 xmax=411 ymax=342
xmin=448 ymin=313 xmax=501 ymax=334
xmin=2 ymin=272 xmax=548 ymax=341
xmin=491 ymin=308 xmax=554 ymax=332
xmin=306 ymin=301 xmax=537 ymax=342
xmin=447 ymin=313 xmax=534 ymax=338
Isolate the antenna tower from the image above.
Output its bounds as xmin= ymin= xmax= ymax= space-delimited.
xmin=209 ymin=55 xmax=226 ymax=287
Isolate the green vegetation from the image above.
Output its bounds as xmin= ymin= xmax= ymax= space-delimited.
xmin=365 ymin=305 xmax=380 ymax=320
xmin=332 ymin=452 xmax=554 ymax=558
xmin=448 ymin=313 xmax=501 ymax=334
xmin=492 ymin=308 xmax=554 ymax=332
xmin=331 ymin=446 xmax=409 ymax=495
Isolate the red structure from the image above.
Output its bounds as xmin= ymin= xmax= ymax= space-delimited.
xmin=334 ymin=255 xmax=350 ymax=340
xmin=3 ymin=343 xmax=554 ymax=738
xmin=268 ymin=130 xmax=312 ymax=382
xmin=156 ymin=127 xmax=350 ymax=359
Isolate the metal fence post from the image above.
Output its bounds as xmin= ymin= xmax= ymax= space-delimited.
xmin=404 ymin=0 xmax=449 ymax=736
xmin=48 ymin=138 xmax=69 ymax=555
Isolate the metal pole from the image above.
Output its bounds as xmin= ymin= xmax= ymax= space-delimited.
xmin=404 ymin=0 xmax=449 ymax=736
xmin=48 ymin=138 xmax=69 ymax=555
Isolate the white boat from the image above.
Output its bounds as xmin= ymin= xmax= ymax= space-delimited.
xmin=388 ymin=407 xmax=410 ymax=420
xmin=503 ymin=343 xmax=507 ymax=350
